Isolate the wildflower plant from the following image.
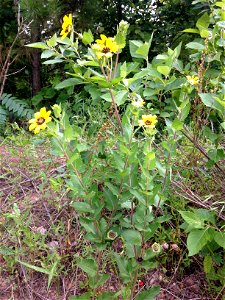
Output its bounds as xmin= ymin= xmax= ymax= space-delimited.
xmin=26 ymin=6 xmax=225 ymax=298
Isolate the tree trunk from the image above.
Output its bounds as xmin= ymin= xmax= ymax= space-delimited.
xmin=30 ymin=21 xmax=42 ymax=96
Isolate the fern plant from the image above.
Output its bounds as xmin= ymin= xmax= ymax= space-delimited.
xmin=0 ymin=93 xmax=34 ymax=133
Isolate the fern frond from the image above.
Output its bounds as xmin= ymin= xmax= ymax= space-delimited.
xmin=0 ymin=105 xmax=8 ymax=132
xmin=0 ymin=93 xmax=34 ymax=119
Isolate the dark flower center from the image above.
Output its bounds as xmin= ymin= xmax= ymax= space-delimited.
xmin=145 ymin=120 xmax=152 ymax=125
xmin=102 ymin=47 xmax=110 ymax=54
xmin=37 ymin=117 xmax=45 ymax=125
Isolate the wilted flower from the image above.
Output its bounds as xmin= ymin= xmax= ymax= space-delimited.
xmin=28 ymin=107 xmax=52 ymax=134
xmin=138 ymin=114 xmax=157 ymax=129
xmin=92 ymin=34 xmax=119 ymax=59
xmin=151 ymin=242 xmax=161 ymax=253
xmin=107 ymin=230 xmax=118 ymax=240
xmin=131 ymin=99 xmax=145 ymax=108
xmin=186 ymin=75 xmax=199 ymax=85
xmin=60 ymin=14 xmax=73 ymax=40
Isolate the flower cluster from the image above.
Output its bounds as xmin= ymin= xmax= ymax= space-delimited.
xmin=92 ymin=34 xmax=119 ymax=59
xmin=60 ymin=14 xmax=73 ymax=40
xmin=28 ymin=107 xmax=52 ymax=134
xmin=186 ymin=75 xmax=199 ymax=85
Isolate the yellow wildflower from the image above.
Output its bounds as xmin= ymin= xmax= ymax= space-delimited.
xmin=29 ymin=107 xmax=52 ymax=134
xmin=60 ymin=14 xmax=73 ymax=40
xmin=186 ymin=75 xmax=199 ymax=85
xmin=138 ymin=114 xmax=157 ymax=129
xmin=131 ymin=100 xmax=145 ymax=108
xmin=92 ymin=34 xmax=119 ymax=59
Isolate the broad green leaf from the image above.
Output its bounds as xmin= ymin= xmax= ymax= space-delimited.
xmin=172 ymin=118 xmax=183 ymax=130
xmin=179 ymin=211 xmax=204 ymax=229
xmin=43 ymin=59 xmax=64 ymax=64
xmin=187 ymin=229 xmax=211 ymax=256
xmin=214 ymin=231 xmax=225 ymax=249
xmin=114 ymin=253 xmax=131 ymax=283
xmin=135 ymin=42 xmax=150 ymax=59
xmin=157 ymin=66 xmax=170 ymax=76
xmin=77 ymin=258 xmax=97 ymax=277
xmin=135 ymin=286 xmax=160 ymax=300
xmin=204 ymin=255 xmax=212 ymax=273
xmin=26 ymin=42 xmax=49 ymax=49
xmin=47 ymin=34 xmax=57 ymax=47
xmin=55 ymin=78 xmax=83 ymax=89
xmin=121 ymin=229 xmax=142 ymax=246
xmin=199 ymin=93 xmax=225 ymax=113
xmin=41 ymin=50 xmax=56 ymax=59
xmin=71 ymin=202 xmax=92 ymax=213
xmin=196 ymin=12 xmax=210 ymax=38
xmin=115 ymin=90 xmax=128 ymax=106
xmin=186 ymin=42 xmax=205 ymax=50
xmin=129 ymin=40 xmax=150 ymax=59
xmin=82 ymin=30 xmax=94 ymax=45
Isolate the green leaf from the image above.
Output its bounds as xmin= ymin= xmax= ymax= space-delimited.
xmin=179 ymin=210 xmax=204 ymax=229
xmin=18 ymin=261 xmax=50 ymax=275
xmin=199 ymin=93 xmax=225 ymax=113
xmin=196 ymin=12 xmax=210 ymax=38
xmin=172 ymin=118 xmax=183 ymax=130
xmin=204 ymin=255 xmax=212 ymax=273
xmin=71 ymin=202 xmax=93 ymax=213
xmin=55 ymin=78 xmax=83 ymax=89
xmin=129 ymin=40 xmax=150 ymax=59
xmin=114 ymin=253 xmax=131 ymax=283
xmin=41 ymin=50 xmax=56 ymax=59
xmin=82 ymin=30 xmax=94 ymax=45
xmin=26 ymin=42 xmax=49 ymax=49
xmin=115 ymin=90 xmax=128 ymax=106
xmin=135 ymin=42 xmax=150 ymax=59
xmin=48 ymin=260 xmax=58 ymax=289
xmin=183 ymin=28 xmax=200 ymax=34
xmin=121 ymin=229 xmax=142 ymax=246
xmin=135 ymin=286 xmax=160 ymax=300
xmin=43 ymin=59 xmax=64 ymax=64
xmin=187 ymin=229 xmax=211 ymax=256
xmin=47 ymin=34 xmax=57 ymax=47
xmin=186 ymin=42 xmax=205 ymax=50
xmin=69 ymin=292 xmax=92 ymax=300
xmin=214 ymin=231 xmax=225 ymax=249
xmin=157 ymin=66 xmax=170 ymax=76
xmin=77 ymin=258 xmax=97 ymax=277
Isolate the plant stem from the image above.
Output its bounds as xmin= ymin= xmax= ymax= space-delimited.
xmin=109 ymin=89 xmax=123 ymax=133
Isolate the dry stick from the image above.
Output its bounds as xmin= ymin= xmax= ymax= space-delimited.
xmin=181 ymin=127 xmax=225 ymax=175
xmin=215 ymin=283 xmax=225 ymax=300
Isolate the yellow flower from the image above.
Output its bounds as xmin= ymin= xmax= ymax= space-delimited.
xmin=28 ymin=107 xmax=52 ymax=134
xmin=131 ymin=100 xmax=145 ymax=108
xmin=186 ymin=75 xmax=199 ymax=85
xmin=92 ymin=34 xmax=119 ymax=59
xmin=138 ymin=114 xmax=157 ymax=129
xmin=60 ymin=14 xmax=73 ymax=40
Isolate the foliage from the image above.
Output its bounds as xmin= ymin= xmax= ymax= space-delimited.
xmin=22 ymin=1 xmax=225 ymax=297
xmin=0 ymin=0 xmax=224 ymax=299
xmin=0 ymin=93 xmax=34 ymax=133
